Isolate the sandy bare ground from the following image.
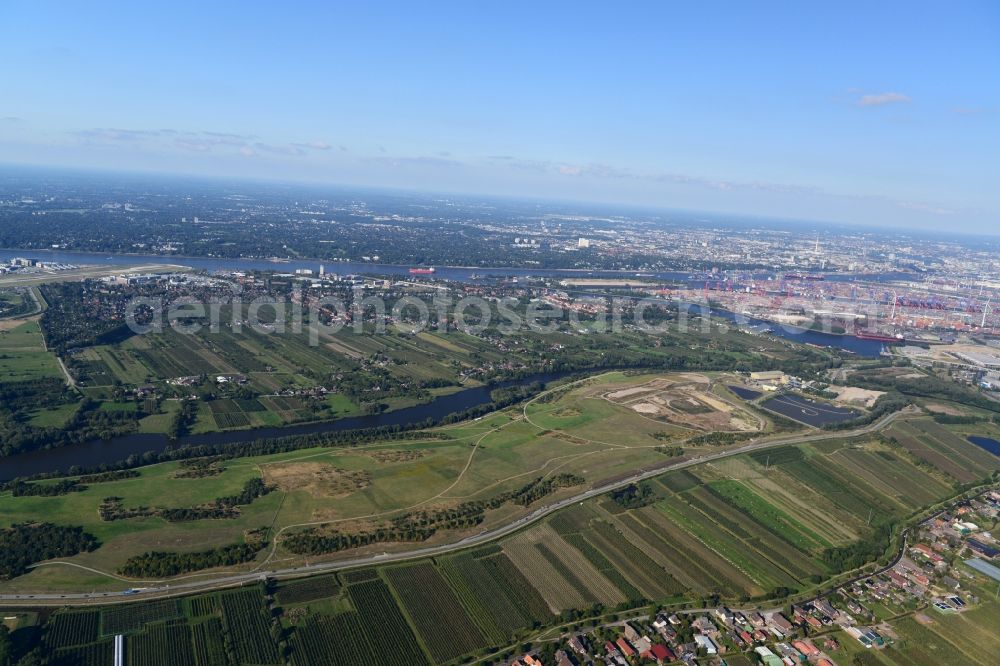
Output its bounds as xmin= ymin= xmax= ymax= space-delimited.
xmin=0 ymin=316 xmax=35 ymax=332
xmin=697 ymin=393 xmax=734 ymax=413
xmin=262 ymin=462 xmax=371 ymax=499
xmin=832 ymin=386 xmax=885 ymax=408
xmin=607 ymin=386 xmax=661 ymax=400
xmin=924 ymin=403 xmax=965 ymax=416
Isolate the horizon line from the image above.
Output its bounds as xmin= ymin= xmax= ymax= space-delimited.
xmin=1 ymin=160 xmax=997 ymax=240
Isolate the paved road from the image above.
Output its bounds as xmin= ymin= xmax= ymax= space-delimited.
xmin=0 ymin=408 xmax=913 ymax=607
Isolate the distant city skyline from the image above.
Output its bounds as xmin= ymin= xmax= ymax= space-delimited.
xmin=1 ymin=1 xmax=998 ymax=232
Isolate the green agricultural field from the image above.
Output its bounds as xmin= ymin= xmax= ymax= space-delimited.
xmin=7 ymin=417 xmax=998 ymax=665
xmin=886 ymin=419 xmax=1000 ymax=483
xmin=0 ymin=319 xmax=62 ymax=382
xmin=60 ymin=312 xmax=520 ymax=433
xmin=3 ymin=369 xmax=994 ymax=601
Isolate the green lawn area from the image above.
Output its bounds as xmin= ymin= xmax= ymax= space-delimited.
xmin=27 ymin=403 xmax=78 ymax=428
xmin=0 ymin=350 xmax=62 ymax=382
xmin=325 ymin=393 xmax=359 ymax=416
xmin=0 ymin=320 xmax=62 ymax=381
xmin=0 ymin=319 xmax=47 ymax=350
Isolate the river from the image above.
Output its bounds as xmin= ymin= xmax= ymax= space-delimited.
xmin=0 ymin=247 xmax=916 ymax=285
xmin=682 ymin=303 xmax=887 ymax=357
xmin=0 ymin=372 xmax=572 ymax=480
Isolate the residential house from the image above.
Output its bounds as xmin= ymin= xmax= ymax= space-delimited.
xmin=615 ymin=637 xmax=636 ymax=658
xmin=768 ymin=613 xmax=794 ymax=634
xmin=694 ymin=635 xmax=717 ymax=655
xmin=650 ymin=643 xmax=674 ymax=664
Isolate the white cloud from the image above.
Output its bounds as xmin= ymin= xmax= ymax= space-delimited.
xmin=253 ymin=142 xmax=306 ymax=156
xmin=292 ymin=140 xmax=332 ymax=150
xmin=365 ymin=155 xmax=462 ymax=169
xmin=897 ymin=200 xmax=955 ymax=215
xmin=856 ymin=91 xmax=911 ymax=107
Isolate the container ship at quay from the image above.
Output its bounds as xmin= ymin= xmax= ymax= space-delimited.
xmin=855 ymin=331 xmax=906 ymax=343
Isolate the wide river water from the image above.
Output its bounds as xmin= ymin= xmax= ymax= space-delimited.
xmin=0 ymin=372 xmax=575 ymax=480
xmin=1 ymin=247 xmax=915 ymax=284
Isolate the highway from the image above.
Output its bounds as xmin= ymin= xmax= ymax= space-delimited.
xmin=0 ymin=407 xmax=914 ymax=607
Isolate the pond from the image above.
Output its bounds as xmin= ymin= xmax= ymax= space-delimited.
xmin=967 ymin=435 xmax=1000 ymax=456
xmin=727 ymin=385 xmax=763 ymax=401
xmin=760 ymin=393 xmax=860 ymax=427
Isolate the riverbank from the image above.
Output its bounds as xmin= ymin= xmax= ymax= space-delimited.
xmin=0 ymin=370 xmax=578 ymax=480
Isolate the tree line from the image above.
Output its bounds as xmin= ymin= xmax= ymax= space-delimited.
xmin=119 ymin=536 xmax=267 ymax=578
xmin=99 ymin=477 xmax=274 ymax=523
xmin=0 ymin=523 xmax=99 ymax=579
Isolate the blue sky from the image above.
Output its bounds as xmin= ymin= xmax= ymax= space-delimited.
xmin=1 ymin=1 xmax=998 ymax=231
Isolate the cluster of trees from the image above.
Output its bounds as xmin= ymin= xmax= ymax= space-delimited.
xmin=822 ymin=391 xmax=910 ymax=431
xmin=99 ymin=478 xmax=274 ymax=523
xmin=855 ymin=371 xmax=1000 ymax=413
xmin=0 ymin=389 xmax=140 ymax=457
xmin=119 ymin=539 xmax=266 ymax=577
xmin=687 ymin=430 xmax=758 ymax=446
xmin=2 ymin=462 xmax=138 ymax=497
xmin=821 ymin=522 xmax=894 ymax=572
xmin=0 ymin=523 xmax=99 ymax=579
xmin=167 ymin=400 xmax=198 ymax=440
xmin=931 ymin=413 xmax=988 ymax=424
xmin=0 ymin=377 xmax=74 ymax=415
xmin=98 ymin=497 xmax=160 ymax=522
xmin=8 ymin=479 xmax=84 ymax=497
xmin=489 ymin=382 xmax=546 ymax=408
xmin=173 ymin=457 xmax=226 ymax=478
xmin=0 ymin=625 xmax=10 ymax=666
xmin=157 ymin=506 xmax=242 ymax=522
xmin=391 ymin=505 xmax=482 ymax=531
xmin=608 ymin=483 xmax=659 ymax=509
xmin=654 ymin=445 xmax=684 ymax=457
xmin=506 ymin=473 xmax=586 ymax=507
xmin=284 ymin=525 xmax=437 ymax=555
xmin=77 ymin=469 xmax=140 ymax=483
xmin=214 ymin=477 xmax=273 ymax=509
